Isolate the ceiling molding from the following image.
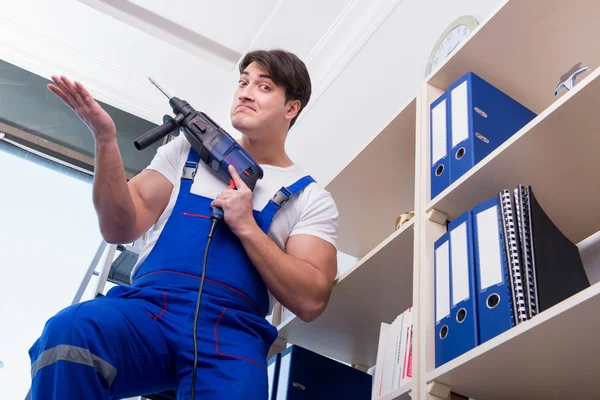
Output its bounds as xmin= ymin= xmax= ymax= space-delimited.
xmin=0 ymin=19 xmax=161 ymax=123
xmin=297 ymin=0 xmax=405 ymax=125
xmin=77 ymin=0 xmax=241 ymax=70
xmin=244 ymin=0 xmax=284 ymax=56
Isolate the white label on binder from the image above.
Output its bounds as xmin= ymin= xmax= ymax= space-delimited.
xmin=268 ymin=360 xmax=276 ymax=400
xmin=451 ymin=222 xmax=470 ymax=305
xmin=435 ymin=240 xmax=450 ymax=323
xmin=431 ymin=99 xmax=447 ymax=165
xmin=451 ymin=81 xmax=470 ymax=148
xmin=477 ymin=206 xmax=504 ymax=290
xmin=276 ymin=352 xmax=292 ymax=399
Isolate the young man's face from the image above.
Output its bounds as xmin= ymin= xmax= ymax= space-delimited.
xmin=230 ymin=61 xmax=298 ymax=137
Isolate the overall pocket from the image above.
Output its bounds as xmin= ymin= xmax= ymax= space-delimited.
xmin=212 ymin=306 xmax=276 ymax=371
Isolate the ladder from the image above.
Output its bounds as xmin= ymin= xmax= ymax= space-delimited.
xmin=72 ymin=237 xmax=145 ymax=304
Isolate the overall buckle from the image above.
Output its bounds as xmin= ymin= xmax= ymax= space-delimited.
xmin=182 ymin=162 xmax=198 ymax=180
xmin=271 ymin=187 xmax=292 ymax=207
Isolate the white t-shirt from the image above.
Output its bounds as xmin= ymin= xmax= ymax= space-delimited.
xmin=131 ymin=134 xmax=339 ymax=314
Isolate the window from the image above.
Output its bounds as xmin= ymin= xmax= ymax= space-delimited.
xmin=0 ymin=140 xmax=103 ymax=398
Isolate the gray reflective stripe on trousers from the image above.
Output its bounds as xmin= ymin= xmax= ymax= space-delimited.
xmin=31 ymin=344 xmax=117 ymax=386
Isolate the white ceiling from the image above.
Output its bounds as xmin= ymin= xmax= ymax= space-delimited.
xmin=127 ymin=0 xmax=280 ymax=54
xmin=0 ymin=0 xmax=404 ymax=180
xmin=77 ymin=0 xmax=374 ymax=79
xmin=0 ymin=0 xmax=365 ymax=114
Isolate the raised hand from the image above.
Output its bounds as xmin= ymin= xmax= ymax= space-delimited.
xmin=48 ymin=76 xmax=117 ymax=143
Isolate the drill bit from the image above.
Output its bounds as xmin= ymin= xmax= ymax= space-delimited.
xmin=148 ymin=77 xmax=172 ymax=99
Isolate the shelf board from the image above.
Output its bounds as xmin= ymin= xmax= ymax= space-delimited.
xmin=428 ymin=66 xmax=600 ymax=244
xmin=277 ymin=219 xmax=415 ymax=367
xmin=326 ymin=97 xmax=416 ymax=258
xmin=426 ymin=281 xmax=600 ymax=400
xmin=377 ymin=383 xmax=412 ymax=400
xmin=427 ymin=0 xmax=599 ymax=114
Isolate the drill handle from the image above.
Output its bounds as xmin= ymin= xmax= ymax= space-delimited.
xmin=210 ymin=205 xmax=225 ymax=222
xmin=134 ymin=115 xmax=179 ymax=150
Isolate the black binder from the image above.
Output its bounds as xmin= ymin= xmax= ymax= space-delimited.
xmin=514 ymin=185 xmax=590 ymax=317
xmin=274 ymin=345 xmax=372 ymax=399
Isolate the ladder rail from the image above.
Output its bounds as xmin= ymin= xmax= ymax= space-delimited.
xmin=94 ymin=244 xmax=117 ymax=297
xmin=72 ymin=240 xmax=108 ymax=304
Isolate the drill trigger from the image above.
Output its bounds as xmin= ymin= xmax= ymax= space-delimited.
xmin=228 ymin=179 xmax=236 ymax=190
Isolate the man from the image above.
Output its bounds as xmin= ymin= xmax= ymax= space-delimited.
xmin=28 ymin=49 xmax=339 ymax=399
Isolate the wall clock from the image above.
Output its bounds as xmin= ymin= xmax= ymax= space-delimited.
xmin=425 ymin=15 xmax=479 ymax=77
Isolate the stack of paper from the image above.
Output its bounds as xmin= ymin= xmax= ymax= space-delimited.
xmin=371 ymin=307 xmax=413 ymax=399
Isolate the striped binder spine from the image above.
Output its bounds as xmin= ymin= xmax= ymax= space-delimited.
xmin=499 ymin=189 xmax=528 ymax=324
xmin=515 ymin=185 xmax=539 ymax=318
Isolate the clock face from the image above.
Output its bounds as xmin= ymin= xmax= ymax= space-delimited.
xmin=426 ymin=16 xmax=479 ymax=76
xmin=430 ymin=25 xmax=472 ymax=71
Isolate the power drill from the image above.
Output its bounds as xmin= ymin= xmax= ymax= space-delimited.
xmin=134 ymin=78 xmax=264 ymax=400
xmin=134 ymin=77 xmax=263 ymax=221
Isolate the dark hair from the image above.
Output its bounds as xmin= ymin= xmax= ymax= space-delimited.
xmin=238 ymin=49 xmax=311 ymax=129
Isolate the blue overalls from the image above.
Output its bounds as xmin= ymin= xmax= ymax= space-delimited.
xmin=28 ymin=147 xmax=315 ymax=399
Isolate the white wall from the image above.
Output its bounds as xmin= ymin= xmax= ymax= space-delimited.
xmin=286 ymin=0 xmax=504 ymax=185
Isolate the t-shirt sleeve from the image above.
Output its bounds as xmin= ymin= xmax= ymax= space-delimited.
xmin=289 ymin=185 xmax=339 ymax=248
xmin=145 ymin=135 xmax=187 ymax=185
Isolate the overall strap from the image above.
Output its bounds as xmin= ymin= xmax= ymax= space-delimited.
xmin=259 ymin=175 xmax=316 ymax=233
xmin=180 ymin=147 xmax=200 ymax=193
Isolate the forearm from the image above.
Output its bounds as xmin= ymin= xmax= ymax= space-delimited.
xmin=237 ymin=224 xmax=330 ymax=322
xmin=93 ymin=136 xmax=136 ymax=243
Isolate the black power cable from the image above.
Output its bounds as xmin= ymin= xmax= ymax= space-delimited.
xmin=190 ymin=217 xmax=219 ymax=400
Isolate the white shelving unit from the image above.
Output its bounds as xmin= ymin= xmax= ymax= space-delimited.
xmin=326 ymin=97 xmax=417 ymax=258
xmin=426 ymin=282 xmax=600 ymax=400
xmin=377 ymin=383 xmax=413 ymax=400
xmin=278 ymin=219 xmax=415 ymax=368
xmin=275 ymin=0 xmax=600 ymax=399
